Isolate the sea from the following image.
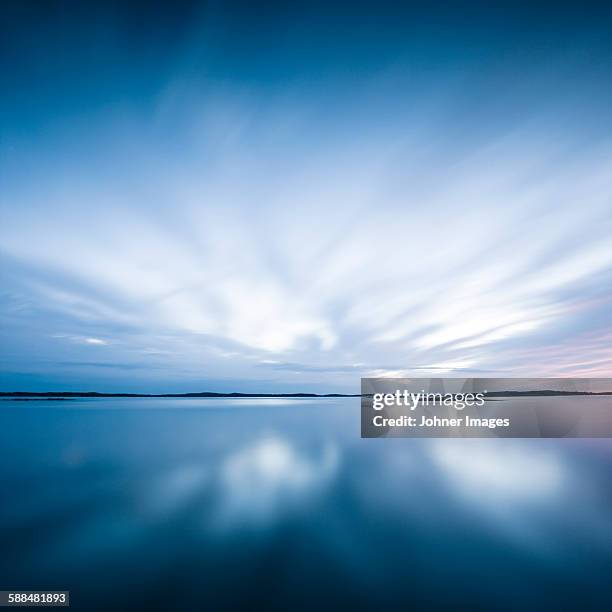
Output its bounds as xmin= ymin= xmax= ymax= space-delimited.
xmin=1 ymin=397 xmax=611 ymax=611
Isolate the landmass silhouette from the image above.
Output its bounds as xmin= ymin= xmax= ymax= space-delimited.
xmin=1 ymin=390 xmax=611 ymax=399
xmin=0 ymin=391 xmax=360 ymax=398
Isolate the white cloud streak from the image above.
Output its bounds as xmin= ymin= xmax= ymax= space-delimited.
xmin=2 ymin=77 xmax=612 ymax=389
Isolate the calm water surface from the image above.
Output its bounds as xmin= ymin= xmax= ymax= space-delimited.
xmin=1 ymin=398 xmax=612 ymax=611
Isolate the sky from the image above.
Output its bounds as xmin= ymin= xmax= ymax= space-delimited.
xmin=1 ymin=1 xmax=612 ymax=393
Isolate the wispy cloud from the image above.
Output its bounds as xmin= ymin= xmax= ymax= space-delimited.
xmin=51 ymin=334 xmax=109 ymax=346
xmin=2 ymin=22 xmax=612 ymax=390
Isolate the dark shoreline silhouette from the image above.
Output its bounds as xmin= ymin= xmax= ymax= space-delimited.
xmin=485 ymin=390 xmax=612 ymax=397
xmin=0 ymin=391 xmax=361 ymax=398
xmin=1 ymin=390 xmax=612 ymax=399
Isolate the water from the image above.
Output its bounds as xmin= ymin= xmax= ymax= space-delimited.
xmin=1 ymin=397 xmax=612 ymax=611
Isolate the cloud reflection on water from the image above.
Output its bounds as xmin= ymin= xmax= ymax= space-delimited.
xmin=215 ymin=436 xmax=339 ymax=530
xmin=429 ymin=439 xmax=564 ymax=503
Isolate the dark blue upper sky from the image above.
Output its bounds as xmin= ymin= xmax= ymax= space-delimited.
xmin=1 ymin=1 xmax=612 ymax=392
xmin=3 ymin=1 xmax=611 ymax=126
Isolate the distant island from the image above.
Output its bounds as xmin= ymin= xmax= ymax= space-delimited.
xmin=0 ymin=391 xmax=361 ymax=398
xmin=484 ymin=390 xmax=612 ymax=397
xmin=1 ymin=390 xmax=611 ymax=399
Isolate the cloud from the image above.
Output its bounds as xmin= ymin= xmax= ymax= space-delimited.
xmin=1 ymin=67 xmax=612 ymax=390
xmin=50 ymin=334 xmax=109 ymax=346
xmin=83 ymin=337 xmax=108 ymax=345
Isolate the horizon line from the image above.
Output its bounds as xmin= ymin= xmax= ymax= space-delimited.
xmin=2 ymin=390 xmax=612 ymax=399
xmin=0 ymin=391 xmax=362 ymax=398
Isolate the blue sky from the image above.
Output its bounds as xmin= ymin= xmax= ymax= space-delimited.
xmin=1 ymin=1 xmax=612 ymax=392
